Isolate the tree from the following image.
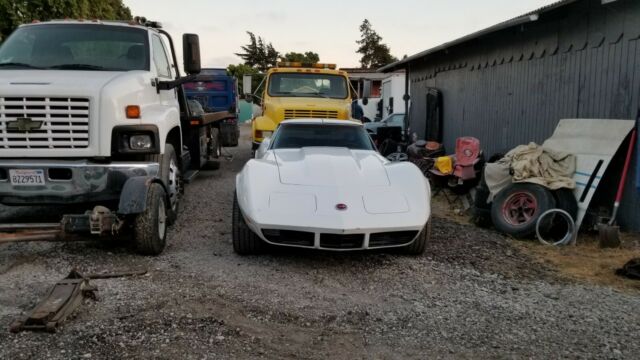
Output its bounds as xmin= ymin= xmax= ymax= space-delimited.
xmin=356 ymin=19 xmax=398 ymax=69
xmin=0 ymin=0 xmax=132 ymax=42
xmin=281 ymin=51 xmax=320 ymax=64
xmin=235 ymin=31 xmax=280 ymax=72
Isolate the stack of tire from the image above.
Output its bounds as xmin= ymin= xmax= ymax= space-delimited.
xmin=473 ymin=155 xmax=578 ymax=239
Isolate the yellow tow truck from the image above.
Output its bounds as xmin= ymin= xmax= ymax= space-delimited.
xmin=249 ymin=62 xmax=353 ymax=152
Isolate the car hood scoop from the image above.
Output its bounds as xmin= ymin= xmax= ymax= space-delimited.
xmin=274 ymin=148 xmax=390 ymax=187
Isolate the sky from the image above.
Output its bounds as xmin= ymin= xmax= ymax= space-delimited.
xmin=125 ymin=0 xmax=555 ymax=69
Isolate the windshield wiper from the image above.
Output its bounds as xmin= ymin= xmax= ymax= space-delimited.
xmin=48 ymin=64 xmax=115 ymax=71
xmin=0 ymin=62 xmax=43 ymax=69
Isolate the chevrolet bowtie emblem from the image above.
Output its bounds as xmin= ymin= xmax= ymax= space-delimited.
xmin=6 ymin=117 xmax=43 ymax=132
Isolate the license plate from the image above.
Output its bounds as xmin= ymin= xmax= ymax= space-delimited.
xmin=9 ymin=169 xmax=46 ymax=186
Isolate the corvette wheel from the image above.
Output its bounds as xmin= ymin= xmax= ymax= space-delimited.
xmin=232 ymin=192 xmax=264 ymax=255
xmin=404 ymin=221 xmax=430 ymax=255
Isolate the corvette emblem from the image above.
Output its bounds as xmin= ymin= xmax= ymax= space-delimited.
xmin=336 ymin=203 xmax=348 ymax=211
xmin=7 ymin=117 xmax=43 ymax=132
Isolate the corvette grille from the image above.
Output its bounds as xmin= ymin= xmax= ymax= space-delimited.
xmin=0 ymin=97 xmax=90 ymax=149
xmin=319 ymin=233 xmax=364 ymax=249
xmin=262 ymin=229 xmax=315 ymax=247
xmin=369 ymin=231 xmax=419 ymax=247
xmin=284 ymin=109 xmax=339 ymax=119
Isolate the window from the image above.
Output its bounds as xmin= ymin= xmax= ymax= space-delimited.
xmin=271 ymin=124 xmax=374 ymax=150
xmin=268 ymin=73 xmax=348 ymax=99
xmin=0 ymin=24 xmax=149 ymax=71
xmin=385 ymin=114 xmax=405 ymax=126
xmin=152 ymin=35 xmax=171 ymax=78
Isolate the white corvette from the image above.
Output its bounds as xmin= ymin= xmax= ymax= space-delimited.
xmin=233 ymin=119 xmax=431 ymax=254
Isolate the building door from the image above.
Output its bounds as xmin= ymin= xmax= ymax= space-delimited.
xmin=425 ymin=88 xmax=443 ymax=142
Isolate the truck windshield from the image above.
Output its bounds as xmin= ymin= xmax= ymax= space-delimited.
xmin=271 ymin=124 xmax=374 ymax=150
xmin=0 ymin=24 xmax=150 ymax=71
xmin=268 ymin=73 xmax=348 ymax=99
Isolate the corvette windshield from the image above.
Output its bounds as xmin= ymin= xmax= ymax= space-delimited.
xmin=272 ymin=124 xmax=374 ymax=150
xmin=0 ymin=24 xmax=149 ymax=71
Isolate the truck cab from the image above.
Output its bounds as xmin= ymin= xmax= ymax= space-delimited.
xmin=250 ymin=62 xmax=353 ymax=151
xmin=0 ymin=18 xmax=217 ymax=255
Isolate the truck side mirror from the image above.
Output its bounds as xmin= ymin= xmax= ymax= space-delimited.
xmin=243 ymin=75 xmax=253 ymax=95
xmin=183 ymin=34 xmax=201 ymax=75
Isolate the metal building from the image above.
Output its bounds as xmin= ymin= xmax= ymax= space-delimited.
xmin=381 ymin=0 xmax=640 ymax=230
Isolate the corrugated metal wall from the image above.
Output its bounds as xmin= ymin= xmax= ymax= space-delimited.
xmin=407 ymin=0 xmax=640 ymax=230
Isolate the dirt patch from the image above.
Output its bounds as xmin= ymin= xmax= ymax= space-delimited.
xmin=515 ymin=234 xmax=640 ymax=292
xmin=432 ymin=186 xmax=640 ymax=292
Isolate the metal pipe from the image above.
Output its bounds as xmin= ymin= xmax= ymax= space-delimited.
xmin=0 ymin=231 xmax=61 ymax=244
xmin=403 ymin=64 xmax=410 ymax=142
xmin=0 ymin=223 xmax=61 ymax=231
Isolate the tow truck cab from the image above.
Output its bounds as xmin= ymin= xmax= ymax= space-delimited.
xmin=0 ymin=18 xmax=219 ymax=255
xmin=250 ymin=62 xmax=353 ymax=150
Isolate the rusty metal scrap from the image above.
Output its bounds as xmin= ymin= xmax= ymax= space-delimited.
xmin=9 ymin=268 xmax=148 ymax=333
xmin=10 ymin=270 xmax=96 ymax=333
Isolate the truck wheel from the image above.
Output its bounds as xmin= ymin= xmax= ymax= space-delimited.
xmin=209 ymin=127 xmax=221 ymax=159
xmin=232 ymin=192 xmax=264 ymax=255
xmin=404 ymin=221 xmax=430 ymax=255
xmin=133 ymin=183 xmax=168 ymax=256
xmin=146 ymin=144 xmax=181 ymax=225
xmin=491 ymin=183 xmax=556 ymax=239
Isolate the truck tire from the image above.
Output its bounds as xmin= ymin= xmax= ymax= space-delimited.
xmin=232 ymin=192 xmax=264 ymax=255
xmin=133 ymin=183 xmax=167 ymax=256
xmin=491 ymin=183 xmax=556 ymax=239
xmin=553 ymin=188 xmax=578 ymax=220
xmin=209 ymin=127 xmax=221 ymax=159
xmin=145 ymin=144 xmax=181 ymax=225
xmin=404 ymin=221 xmax=430 ymax=255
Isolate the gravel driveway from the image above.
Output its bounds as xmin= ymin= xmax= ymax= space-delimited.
xmin=1 ymin=126 xmax=639 ymax=359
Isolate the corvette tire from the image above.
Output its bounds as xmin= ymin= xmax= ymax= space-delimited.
xmin=404 ymin=221 xmax=430 ymax=255
xmin=232 ymin=192 xmax=264 ymax=255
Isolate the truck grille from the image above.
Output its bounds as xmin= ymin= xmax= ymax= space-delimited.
xmin=284 ymin=109 xmax=339 ymax=119
xmin=0 ymin=97 xmax=90 ymax=149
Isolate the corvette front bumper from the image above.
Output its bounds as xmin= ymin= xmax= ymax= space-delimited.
xmin=243 ymin=214 xmax=427 ymax=251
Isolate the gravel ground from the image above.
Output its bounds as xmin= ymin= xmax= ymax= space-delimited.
xmin=1 ymin=125 xmax=639 ymax=359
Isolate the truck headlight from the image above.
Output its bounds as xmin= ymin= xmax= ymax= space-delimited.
xmin=129 ymin=134 xmax=153 ymax=150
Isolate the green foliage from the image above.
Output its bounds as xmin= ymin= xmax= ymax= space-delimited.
xmin=0 ymin=0 xmax=132 ymax=42
xmin=235 ymin=32 xmax=280 ymax=72
xmin=356 ymin=19 xmax=398 ymax=69
xmin=281 ymin=51 xmax=320 ymax=64
xmin=227 ymin=63 xmax=264 ymax=95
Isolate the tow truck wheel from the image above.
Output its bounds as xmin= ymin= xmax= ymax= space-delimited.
xmin=133 ymin=183 xmax=168 ymax=256
xmin=404 ymin=221 xmax=430 ymax=255
xmin=147 ymin=144 xmax=181 ymax=225
xmin=232 ymin=192 xmax=264 ymax=255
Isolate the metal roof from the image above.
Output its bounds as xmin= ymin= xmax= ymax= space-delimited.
xmin=379 ymin=0 xmax=578 ymax=72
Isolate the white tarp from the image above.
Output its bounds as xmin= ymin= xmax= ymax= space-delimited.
xmin=543 ymin=119 xmax=636 ymax=229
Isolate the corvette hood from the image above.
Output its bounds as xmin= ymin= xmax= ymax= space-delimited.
xmin=273 ymin=148 xmax=390 ymax=187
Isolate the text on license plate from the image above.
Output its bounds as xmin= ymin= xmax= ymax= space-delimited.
xmin=9 ymin=169 xmax=46 ymax=186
